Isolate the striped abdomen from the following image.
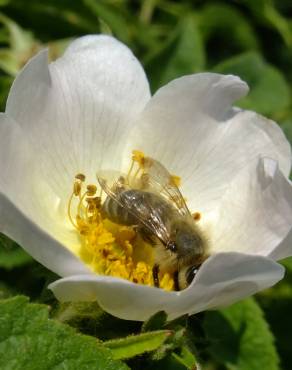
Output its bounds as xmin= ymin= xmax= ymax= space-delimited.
xmin=102 ymin=189 xmax=174 ymax=227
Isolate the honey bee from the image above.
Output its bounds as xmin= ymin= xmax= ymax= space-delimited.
xmin=97 ymin=156 xmax=208 ymax=290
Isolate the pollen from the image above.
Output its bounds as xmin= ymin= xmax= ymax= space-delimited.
xmin=170 ymin=174 xmax=181 ymax=187
xmin=67 ymin=174 xmax=174 ymax=291
xmin=132 ymin=150 xmax=145 ymax=167
xmin=192 ymin=212 xmax=201 ymax=221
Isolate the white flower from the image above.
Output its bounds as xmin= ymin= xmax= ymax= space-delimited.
xmin=0 ymin=35 xmax=291 ymax=321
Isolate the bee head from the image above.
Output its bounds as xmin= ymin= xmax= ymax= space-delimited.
xmin=178 ymin=264 xmax=201 ymax=290
xmin=170 ymin=219 xmax=206 ymax=290
xmin=172 ymin=219 xmax=205 ymax=256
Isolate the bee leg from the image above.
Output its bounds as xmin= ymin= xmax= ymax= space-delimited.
xmin=152 ymin=264 xmax=160 ymax=288
xmin=173 ymin=271 xmax=180 ymax=291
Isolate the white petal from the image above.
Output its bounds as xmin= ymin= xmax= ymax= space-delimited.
xmin=0 ymin=113 xmax=83 ymax=258
xmin=127 ymin=73 xmax=291 ymax=213
xmin=212 ymin=158 xmax=292 ymax=257
xmin=186 ymin=252 xmax=284 ymax=313
xmin=6 ymin=35 xmax=151 ymax=198
xmin=270 ymin=228 xmax=292 ymax=261
xmin=49 ymin=252 xmax=283 ymax=321
xmin=0 ymin=192 xmax=90 ymax=277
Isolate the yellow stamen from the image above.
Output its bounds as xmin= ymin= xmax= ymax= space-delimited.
xmin=127 ymin=150 xmax=145 ymax=183
xmin=67 ymin=151 xmax=177 ymax=291
xmin=67 ymin=192 xmax=78 ymax=229
xmin=73 ymin=181 xmax=82 ymax=196
xmin=86 ymin=184 xmax=97 ymax=196
xmin=132 ymin=150 xmax=145 ymax=167
xmin=75 ymin=173 xmax=86 ymax=182
xmin=192 ymin=212 xmax=201 ymax=221
xmin=160 ymin=273 xmax=175 ymax=291
xmin=170 ymin=174 xmax=181 ymax=187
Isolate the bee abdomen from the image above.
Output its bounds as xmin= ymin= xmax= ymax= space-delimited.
xmin=102 ymin=192 xmax=136 ymax=226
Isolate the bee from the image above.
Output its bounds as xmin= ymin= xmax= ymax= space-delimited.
xmin=97 ymin=155 xmax=208 ymax=290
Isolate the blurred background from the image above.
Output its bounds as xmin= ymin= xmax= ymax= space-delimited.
xmin=0 ymin=1 xmax=291 ymax=369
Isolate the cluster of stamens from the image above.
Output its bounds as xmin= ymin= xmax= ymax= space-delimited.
xmin=67 ymin=151 xmax=175 ymax=291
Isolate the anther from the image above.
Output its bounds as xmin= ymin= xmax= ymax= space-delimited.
xmin=86 ymin=196 xmax=100 ymax=207
xmin=193 ymin=212 xmax=201 ymax=221
xmin=132 ymin=150 xmax=145 ymax=166
xmin=170 ymin=174 xmax=181 ymax=187
xmin=93 ymin=196 xmax=101 ymax=208
xmin=75 ymin=173 xmax=86 ymax=182
xmin=86 ymin=184 xmax=97 ymax=196
xmin=73 ymin=181 xmax=82 ymax=196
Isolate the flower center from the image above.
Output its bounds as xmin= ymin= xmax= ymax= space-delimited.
xmin=67 ymin=151 xmax=175 ymax=291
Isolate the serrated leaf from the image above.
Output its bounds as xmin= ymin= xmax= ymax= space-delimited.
xmin=104 ymin=330 xmax=172 ymax=360
xmin=146 ymin=14 xmax=205 ymax=91
xmin=0 ymin=296 xmax=129 ymax=370
xmin=0 ymin=234 xmax=32 ymax=269
xmin=213 ymin=52 xmax=290 ymax=117
xmin=204 ymin=298 xmax=280 ymax=370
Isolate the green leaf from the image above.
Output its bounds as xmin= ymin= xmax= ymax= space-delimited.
xmin=53 ymin=301 xmax=104 ymax=324
xmin=213 ymin=52 xmax=291 ymax=117
xmin=172 ymin=346 xmax=197 ymax=370
xmin=146 ymin=14 xmax=205 ymax=91
xmin=83 ymin=0 xmax=130 ymax=43
xmin=204 ymin=298 xmax=280 ymax=370
xmin=142 ymin=353 xmax=187 ymax=370
xmin=142 ymin=310 xmax=168 ymax=332
xmin=0 ymin=49 xmax=19 ymax=75
xmin=0 ymin=281 xmax=15 ymax=299
xmin=0 ymin=234 xmax=32 ymax=269
xmin=240 ymin=0 xmax=292 ymax=46
xmin=0 ymin=75 xmax=12 ymax=111
xmin=0 ymin=12 xmax=39 ymax=76
xmin=150 ymin=328 xmax=185 ymax=361
xmin=0 ymin=296 xmax=129 ymax=370
xmin=198 ymin=3 xmax=259 ymax=54
xmin=104 ymin=330 xmax=172 ymax=360
xmin=281 ymin=120 xmax=292 ymax=147
xmin=0 ymin=12 xmax=35 ymax=53
xmin=257 ymin=257 xmax=292 ymax=369
xmin=0 ymin=0 xmax=9 ymax=6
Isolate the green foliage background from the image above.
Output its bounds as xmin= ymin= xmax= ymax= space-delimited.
xmin=0 ymin=1 xmax=292 ymax=369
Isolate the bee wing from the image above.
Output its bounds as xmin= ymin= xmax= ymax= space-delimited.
xmin=140 ymin=156 xmax=192 ymax=218
xmin=97 ymin=175 xmax=170 ymax=245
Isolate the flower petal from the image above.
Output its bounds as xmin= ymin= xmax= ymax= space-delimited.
xmin=0 ymin=113 xmax=84 ymax=258
xmin=127 ymin=73 xmax=291 ymax=213
xmin=271 ymin=228 xmax=292 ymax=261
xmin=186 ymin=252 xmax=284 ymax=313
xmin=211 ymin=158 xmax=292 ymax=258
xmin=0 ymin=192 xmax=90 ymax=277
xmin=49 ymin=252 xmax=283 ymax=321
xmin=6 ymin=35 xmax=151 ymax=198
